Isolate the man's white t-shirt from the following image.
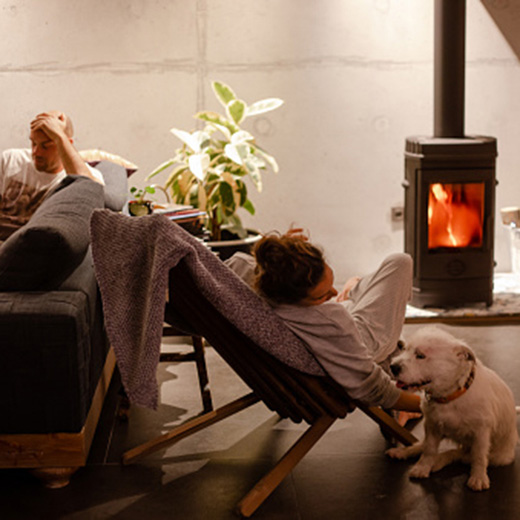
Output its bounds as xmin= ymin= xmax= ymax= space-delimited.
xmin=0 ymin=148 xmax=103 ymax=240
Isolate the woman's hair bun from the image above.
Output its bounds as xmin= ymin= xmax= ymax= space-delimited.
xmin=252 ymin=233 xmax=325 ymax=304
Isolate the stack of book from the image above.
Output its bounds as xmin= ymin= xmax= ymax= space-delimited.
xmin=152 ymin=203 xmax=207 ymax=236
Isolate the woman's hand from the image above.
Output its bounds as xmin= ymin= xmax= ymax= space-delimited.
xmin=283 ymin=227 xmax=309 ymax=241
xmin=336 ymin=276 xmax=361 ymax=302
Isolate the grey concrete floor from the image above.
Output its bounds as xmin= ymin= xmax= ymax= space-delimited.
xmin=1 ymin=323 xmax=519 ymax=519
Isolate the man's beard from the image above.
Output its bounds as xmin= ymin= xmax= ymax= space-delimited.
xmin=33 ymin=157 xmax=49 ymax=172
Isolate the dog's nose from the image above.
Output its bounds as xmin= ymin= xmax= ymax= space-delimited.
xmin=390 ymin=363 xmax=401 ymax=377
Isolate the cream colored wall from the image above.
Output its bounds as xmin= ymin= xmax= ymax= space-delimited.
xmin=1 ymin=0 xmax=519 ymax=284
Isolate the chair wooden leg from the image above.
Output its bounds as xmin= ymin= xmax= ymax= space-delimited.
xmin=236 ymin=414 xmax=337 ymax=518
xmin=160 ymin=329 xmax=214 ymax=414
xmin=191 ymin=336 xmax=213 ymax=413
xmin=357 ymin=404 xmax=419 ymax=446
xmin=122 ymin=393 xmax=260 ymax=465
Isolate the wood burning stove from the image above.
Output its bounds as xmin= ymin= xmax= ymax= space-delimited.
xmin=403 ymin=0 xmax=497 ymax=308
xmin=404 ymin=137 xmax=496 ymax=307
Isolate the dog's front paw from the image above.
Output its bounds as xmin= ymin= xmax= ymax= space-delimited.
xmin=386 ymin=443 xmax=423 ymax=460
xmin=386 ymin=446 xmax=411 ymax=459
xmin=467 ymin=473 xmax=490 ymax=491
xmin=409 ymin=462 xmax=432 ymax=479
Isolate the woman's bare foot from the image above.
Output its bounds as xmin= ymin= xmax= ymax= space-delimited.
xmin=397 ymin=411 xmax=422 ymax=427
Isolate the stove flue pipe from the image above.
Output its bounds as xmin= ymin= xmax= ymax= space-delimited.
xmin=434 ymin=0 xmax=466 ymax=137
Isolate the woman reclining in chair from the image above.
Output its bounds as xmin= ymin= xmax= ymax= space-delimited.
xmin=225 ymin=229 xmax=422 ymax=419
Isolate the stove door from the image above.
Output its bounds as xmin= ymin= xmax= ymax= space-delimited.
xmin=416 ymin=168 xmax=495 ymax=281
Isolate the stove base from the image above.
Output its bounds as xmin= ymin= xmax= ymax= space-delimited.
xmin=411 ymin=277 xmax=493 ymax=308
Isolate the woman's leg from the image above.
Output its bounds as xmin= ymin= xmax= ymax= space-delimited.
xmin=342 ymin=253 xmax=413 ymax=364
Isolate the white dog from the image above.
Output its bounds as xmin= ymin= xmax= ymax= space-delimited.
xmin=386 ymin=326 xmax=518 ymax=491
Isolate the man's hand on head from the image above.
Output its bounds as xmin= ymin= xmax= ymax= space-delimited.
xmin=30 ymin=112 xmax=68 ymax=143
xmin=29 ymin=110 xmax=102 ymax=183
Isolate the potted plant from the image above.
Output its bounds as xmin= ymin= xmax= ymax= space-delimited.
xmin=147 ymin=80 xmax=284 ymax=245
xmin=128 ymin=185 xmax=157 ymax=216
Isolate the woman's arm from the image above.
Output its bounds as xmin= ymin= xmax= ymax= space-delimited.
xmin=391 ymin=390 xmax=422 ymax=412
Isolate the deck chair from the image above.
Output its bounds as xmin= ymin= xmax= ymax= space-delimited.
xmin=122 ymin=260 xmax=418 ymax=517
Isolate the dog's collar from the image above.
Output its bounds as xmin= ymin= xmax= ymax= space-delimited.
xmin=426 ymin=364 xmax=476 ymax=404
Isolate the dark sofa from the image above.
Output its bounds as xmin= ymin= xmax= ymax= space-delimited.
xmin=0 ymin=161 xmax=128 ymax=487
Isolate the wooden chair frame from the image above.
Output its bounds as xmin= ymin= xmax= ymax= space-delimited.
xmin=160 ymin=327 xmax=213 ymax=414
xmin=122 ymin=261 xmax=418 ymax=517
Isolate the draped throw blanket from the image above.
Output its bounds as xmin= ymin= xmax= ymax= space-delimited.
xmin=89 ymin=210 xmax=323 ymax=408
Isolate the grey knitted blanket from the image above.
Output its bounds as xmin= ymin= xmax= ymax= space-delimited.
xmin=89 ymin=209 xmax=323 ymax=409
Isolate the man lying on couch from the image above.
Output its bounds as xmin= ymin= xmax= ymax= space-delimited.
xmin=0 ymin=110 xmax=104 ymax=242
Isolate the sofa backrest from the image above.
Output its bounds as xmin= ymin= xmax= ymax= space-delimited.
xmin=94 ymin=160 xmax=128 ymax=211
xmin=0 ymin=176 xmax=105 ymax=291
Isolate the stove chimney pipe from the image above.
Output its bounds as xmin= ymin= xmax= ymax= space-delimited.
xmin=434 ymin=0 xmax=466 ymax=137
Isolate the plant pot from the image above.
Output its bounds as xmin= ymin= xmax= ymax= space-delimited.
xmin=206 ymin=229 xmax=262 ymax=261
xmin=128 ymin=200 xmax=154 ymax=216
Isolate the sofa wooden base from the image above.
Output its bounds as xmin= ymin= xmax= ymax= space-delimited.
xmin=30 ymin=466 xmax=80 ymax=489
xmin=0 ymin=348 xmax=116 ymax=488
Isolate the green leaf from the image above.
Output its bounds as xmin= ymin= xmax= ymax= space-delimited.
xmin=244 ymin=158 xmax=262 ymax=192
xmin=226 ymin=216 xmax=248 ymax=239
xmin=224 ymin=143 xmax=249 ymax=165
xmin=177 ymin=170 xmax=196 ymax=200
xmin=195 ymin=111 xmax=238 ymax=135
xmin=170 ymin=128 xmax=194 ymax=149
xmin=164 ymin=165 xmax=188 ymax=190
xmin=215 ymin=205 xmax=224 ymax=224
xmin=171 ymin=182 xmax=184 ymax=203
xmin=247 ymin=98 xmax=284 ymax=116
xmin=252 ymin=145 xmax=279 ymax=173
xmin=227 ymin=99 xmax=246 ymax=125
xmin=230 ymin=130 xmax=254 ymax=144
xmin=236 ymin=179 xmax=248 ymax=205
xmin=147 ymin=158 xmax=176 ymax=179
xmin=196 ymin=111 xmax=227 ymax=127
xmin=219 ymin=181 xmax=235 ymax=210
xmin=145 ymin=186 xmax=156 ymax=194
xmin=206 ymin=172 xmax=221 ymax=184
xmin=247 ymin=154 xmax=266 ymax=170
xmin=170 ymin=129 xmax=210 ymax=153
xmin=231 ymin=168 xmax=248 ymax=178
xmin=188 ymin=153 xmax=210 ymax=181
xmin=243 ymin=199 xmax=256 ymax=215
xmin=212 ymin=81 xmax=236 ymax=107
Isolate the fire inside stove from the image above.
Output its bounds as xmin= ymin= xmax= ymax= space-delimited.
xmin=428 ymin=182 xmax=484 ymax=249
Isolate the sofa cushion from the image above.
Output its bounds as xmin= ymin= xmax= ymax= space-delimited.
xmin=0 ymin=176 xmax=104 ymax=291
xmin=0 ymin=288 xmax=109 ymax=434
xmin=94 ymin=160 xmax=129 ymax=211
xmin=79 ymin=149 xmax=138 ymax=176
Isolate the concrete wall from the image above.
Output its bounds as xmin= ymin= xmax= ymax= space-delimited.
xmin=1 ymin=0 xmax=519 ymax=285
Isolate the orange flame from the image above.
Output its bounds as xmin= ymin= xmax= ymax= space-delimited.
xmin=428 ymin=182 xmax=484 ymax=249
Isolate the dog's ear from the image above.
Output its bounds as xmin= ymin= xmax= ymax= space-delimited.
xmin=455 ymin=342 xmax=476 ymax=362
